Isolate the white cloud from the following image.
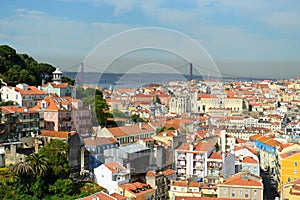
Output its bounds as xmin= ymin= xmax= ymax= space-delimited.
xmin=261 ymin=11 xmax=300 ymax=30
xmin=0 ymin=8 xmax=130 ymax=67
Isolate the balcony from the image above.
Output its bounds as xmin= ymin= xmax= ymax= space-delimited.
xmin=178 ymin=155 xmax=186 ymax=160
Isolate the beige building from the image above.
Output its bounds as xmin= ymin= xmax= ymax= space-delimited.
xmin=218 ymin=172 xmax=263 ymax=200
xmin=196 ymin=94 xmax=243 ymax=114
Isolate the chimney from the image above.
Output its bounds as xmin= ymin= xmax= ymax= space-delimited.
xmin=139 ymin=122 xmax=142 ymax=129
xmin=38 ymin=86 xmax=41 ymax=90
xmin=12 ymin=87 xmax=15 ymax=91
xmin=24 ymin=107 xmax=28 ymax=112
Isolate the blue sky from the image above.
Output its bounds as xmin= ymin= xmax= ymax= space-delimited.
xmin=1 ymin=0 xmax=300 ymax=78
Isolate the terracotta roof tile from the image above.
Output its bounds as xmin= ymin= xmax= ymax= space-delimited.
xmin=162 ymin=169 xmax=176 ymax=176
xmin=104 ymin=162 xmax=126 ymax=173
xmin=221 ymin=173 xmax=262 ymax=187
xmin=209 ymin=152 xmax=222 ymax=160
xmin=84 ymin=137 xmax=118 ymax=146
xmin=8 ymin=86 xmax=46 ymax=95
xmin=172 ymin=181 xmax=188 ymax=187
xmin=242 ymin=157 xmax=258 ymax=164
xmin=39 ymin=130 xmax=75 ymax=139
xmin=107 ymin=123 xmax=155 ymax=137
xmin=77 ymin=191 xmax=117 ymax=200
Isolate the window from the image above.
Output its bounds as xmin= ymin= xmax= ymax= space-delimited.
xmin=223 ymin=189 xmax=227 ymax=194
xmin=254 ymin=189 xmax=257 ymax=196
xmin=231 ymin=189 xmax=235 ymax=197
xmin=288 ymin=177 xmax=291 ymax=182
xmin=295 ymin=162 xmax=298 ymax=167
xmin=245 ymin=190 xmax=249 ymax=198
xmin=295 ymin=178 xmax=297 ymax=182
xmin=294 ymin=170 xmax=298 ymax=174
xmin=173 ymin=187 xmax=177 ymax=191
xmin=239 ymin=190 xmax=242 ymax=195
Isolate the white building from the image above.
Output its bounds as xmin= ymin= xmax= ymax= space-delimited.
xmin=94 ymin=162 xmax=130 ymax=194
xmin=0 ymin=83 xmax=47 ymax=108
xmin=234 ymin=146 xmax=260 ymax=176
xmin=175 ymin=142 xmax=215 ymax=181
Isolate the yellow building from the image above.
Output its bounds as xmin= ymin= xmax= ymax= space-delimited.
xmin=282 ymin=180 xmax=300 ymax=200
xmin=276 ymin=149 xmax=300 ymax=194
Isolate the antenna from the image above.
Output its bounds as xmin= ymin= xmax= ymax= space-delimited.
xmin=190 ymin=63 xmax=193 ymax=81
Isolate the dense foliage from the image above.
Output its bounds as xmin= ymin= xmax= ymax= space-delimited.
xmin=0 ymin=139 xmax=104 ymax=199
xmin=0 ymin=45 xmax=74 ymax=86
xmin=76 ymin=87 xmax=109 ymax=126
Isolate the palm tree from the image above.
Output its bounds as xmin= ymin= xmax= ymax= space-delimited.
xmin=10 ymin=161 xmax=34 ymax=177
xmin=9 ymin=161 xmax=34 ymax=192
xmin=26 ymin=153 xmax=49 ymax=177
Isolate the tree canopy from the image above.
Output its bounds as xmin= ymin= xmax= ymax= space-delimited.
xmin=3 ymin=139 xmax=104 ymax=199
xmin=0 ymin=45 xmax=74 ymax=86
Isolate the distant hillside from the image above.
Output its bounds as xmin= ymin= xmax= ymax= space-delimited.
xmin=0 ymin=45 xmax=74 ymax=86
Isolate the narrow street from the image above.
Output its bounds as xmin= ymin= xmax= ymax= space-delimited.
xmin=261 ymin=170 xmax=273 ymax=200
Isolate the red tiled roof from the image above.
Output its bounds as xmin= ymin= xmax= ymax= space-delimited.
xmin=146 ymin=171 xmax=157 ymax=177
xmin=198 ymin=94 xmax=217 ymax=98
xmin=156 ymin=130 xmax=177 ymax=137
xmin=8 ymin=86 xmax=46 ymax=95
xmin=104 ymin=162 xmax=126 ymax=173
xmin=172 ymin=181 xmax=188 ymax=187
xmin=110 ymin=193 xmax=127 ymax=200
xmin=162 ymin=169 xmax=176 ymax=176
xmin=194 ymin=142 xmax=212 ymax=152
xmin=177 ymin=143 xmax=190 ymax=151
xmin=119 ymin=182 xmax=154 ymax=196
xmin=84 ymin=137 xmax=118 ymax=146
xmin=189 ymin=182 xmax=200 ymax=187
xmin=107 ymin=123 xmax=155 ymax=137
xmin=280 ymin=150 xmax=300 ymax=159
xmin=209 ymin=152 xmax=222 ymax=160
xmin=77 ymin=191 xmax=117 ymax=200
xmin=39 ymin=130 xmax=75 ymax=139
xmin=242 ymin=157 xmax=258 ymax=164
xmin=1 ymin=106 xmax=38 ymax=114
xmin=221 ymin=173 xmax=262 ymax=187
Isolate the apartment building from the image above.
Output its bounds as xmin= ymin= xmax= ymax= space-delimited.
xmin=0 ymin=83 xmax=47 ymax=108
xmin=94 ymin=162 xmax=130 ymax=194
xmin=100 ymin=123 xmax=156 ymax=145
xmin=175 ymin=142 xmax=215 ymax=181
xmin=218 ymin=172 xmax=263 ymax=200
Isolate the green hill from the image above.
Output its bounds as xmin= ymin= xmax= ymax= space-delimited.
xmin=0 ymin=45 xmax=73 ymax=86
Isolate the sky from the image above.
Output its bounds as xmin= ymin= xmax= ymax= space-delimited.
xmin=1 ymin=0 xmax=300 ymax=79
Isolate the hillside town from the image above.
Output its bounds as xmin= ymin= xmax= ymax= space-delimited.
xmin=2 ymin=68 xmax=300 ymax=200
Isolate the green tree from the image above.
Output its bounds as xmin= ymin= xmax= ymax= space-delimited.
xmin=155 ymin=95 xmax=162 ymax=104
xmin=156 ymin=126 xmax=167 ymax=133
xmin=30 ymin=176 xmax=47 ymax=199
xmin=39 ymin=139 xmax=70 ymax=179
xmin=9 ymin=162 xmax=34 ymax=192
xmin=49 ymin=179 xmax=74 ymax=196
xmin=130 ymin=114 xmax=145 ymax=123
xmin=26 ymin=153 xmax=49 ymax=177
xmin=112 ymin=109 xmax=129 ymax=118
